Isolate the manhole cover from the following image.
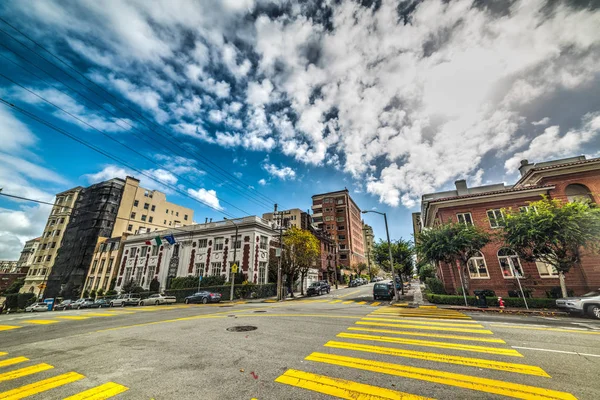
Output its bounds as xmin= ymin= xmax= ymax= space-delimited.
xmin=227 ymin=326 xmax=258 ymax=332
xmin=254 ymin=310 xmax=267 ymax=313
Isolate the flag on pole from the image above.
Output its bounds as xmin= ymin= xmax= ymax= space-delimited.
xmin=145 ymin=236 xmax=162 ymax=246
xmin=163 ymin=234 xmax=176 ymax=245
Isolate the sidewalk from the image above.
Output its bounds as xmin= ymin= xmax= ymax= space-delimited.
xmin=439 ymin=305 xmax=567 ymax=316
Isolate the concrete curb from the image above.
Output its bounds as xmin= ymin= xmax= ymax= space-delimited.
xmin=441 ymin=305 xmax=568 ymax=316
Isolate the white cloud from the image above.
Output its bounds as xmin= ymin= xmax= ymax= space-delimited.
xmin=187 ymin=187 xmax=224 ymax=211
xmin=246 ymin=79 xmax=274 ymax=107
xmin=0 ymin=106 xmax=36 ymax=152
xmin=233 ymin=171 xmax=243 ymax=178
xmin=0 ymin=205 xmax=50 ymax=259
xmin=258 ymin=178 xmax=267 ymax=186
xmin=531 ymin=117 xmax=550 ymax=126
xmin=262 ymin=163 xmax=296 ymax=180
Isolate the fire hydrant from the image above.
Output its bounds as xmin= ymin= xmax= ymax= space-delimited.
xmin=498 ymin=296 xmax=505 ymax=312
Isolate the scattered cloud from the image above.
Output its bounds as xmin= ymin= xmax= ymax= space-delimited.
xmin=187 ymin=187 xmax=224 ymax=211
xmin=532 ymin=117 xmax=550 ymax=126
xmin=258 ymin=178 xmax=267 ymax=186
xmin=262 ymin=163 xmax=296 ymax=180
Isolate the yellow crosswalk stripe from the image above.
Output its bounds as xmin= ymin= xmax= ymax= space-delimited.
xmin=55 ymin=316 xmax=91 ymax=320
xmin=325 ymin=341 xmax=548 ymax=377
xmin=0 ymin=371 xmax=85 ymax=400
xmin=363 ymin=317 xmax=484 ymax=328
xmin=306 ymin=353 xmax=576 ymax=400
xmin=371 ymin=302 xmax=381 ymax=306
xmin=102 ymin=311 xmax=136 ymax=314
xmin=0 ymin=357 xmax=29 ymax=368
xmin=0 ymin=325 xmax=21 ymax=332
xmin=368 ymin=314 xmax=479 ymax=324
xmin=22 ymin=319 xmax=59 ymax=325
xmin=83 ymin=313 xmax=116 ymax=317
xmin=0 ymin=363 xmax=54 ymax=382
xmin=357 ymin=301 xmax=367 ymax=305
xmin=337 ymin=332 xmax=521 ymax=356
xmin=375 ymin=310 xmax=469 ymax=316
xmin=356 ymin=321 xmax=493 ymax=334
xmin=342 ymin=301 xmax=354 ymax=304
xmin=347 ymin=327 xmax=506 ymax=343
xmin=63 ymin=382 xmax=129 ymax=399
xmin=329 ymin=300 xmax=342 ymax=304
xmin=372 ymin=313 xmax=472 ymax=320
xmin=0 ymin=352 xmax=6 ymax=356
xmin=419 ymin=305 xmax=438 ymax=309
xmin=275 ymin=369 xmax=432 ymax=400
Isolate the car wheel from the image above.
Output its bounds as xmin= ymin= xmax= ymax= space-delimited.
xmin=185 ymin=299 xmax=190 ymax=304
xmin=109 ymin=303 xmax=114 ymax=308
xmin=155 ymin=301 xmax=160 ymax=305
xmin=121 ymin=302 xmax=125 ymax=307
xmin=202 ymin=297 xmax=208 ymax=304
xmin=139 ymin=301 xmax=144 ymax=306
xmin=587 ymin=305 xmax=600 ymax=319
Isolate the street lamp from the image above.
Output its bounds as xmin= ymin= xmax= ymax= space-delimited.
xmin=224 ymin=218 xmax=240 ymax=303
xmin=362 ymin=210 xmax=401 ymax=301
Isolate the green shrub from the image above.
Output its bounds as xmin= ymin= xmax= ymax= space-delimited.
xmin=418 ymin=265 xmax=436 ymax=282
xmin=479 ymin=289 xmax=496 ymax=297
xmin=456 ymin=286 xmax=468 ymax=296
xmin=18 ymin=293 xmax=37 ymax=309
xmin=546 ymin=286 xmax=574 ymax=299
xmin=149 ymin=278 xmax=160 ymax=292
xmin=426 ymin=294 xmax=558 ymax=309
xmin=5 ymin=293 xmax=19 ymax=309
xmin=2 ymin=278 xmax=25 ymax=295
xmin=425 ymin=278 xmax=446 ymax=294
xmin=96 ymin=288 xmax=105 ymax=297
xmin=105 ymin=289 xmax=117 ymax=296
xmin=165 ymin=283 xmax=276 ymax=302
xmin=82 ymin=290 xmax=90 ymax=298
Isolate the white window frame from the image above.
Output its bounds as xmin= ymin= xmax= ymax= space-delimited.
xmin=214 ymin=237 xmax=224 ymax=251
xmin=198 ymin=239 xmax=208 ymax=248
xmin=211 ymin=262 xmax=221 ymax=276
xmin=232 ymin=235 xmax=242 ymax=249
xmin=259 ymin=236 xmax=268 ymax=250
xmin=535 ymin=259 xmax=559 ymax=278
xmin=497 ymin=248 xmax=524 ymax=278
xmin=258 ymin=262 xmax=267 ymax=284
xmin=467 ymin=252 xmax=489 ymax=279
xmin=456 ymin=212 xmax=473 ymax=226
xmin=486 ymin=209 xmax=504 ymax=228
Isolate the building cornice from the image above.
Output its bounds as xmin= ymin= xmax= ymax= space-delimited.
xmin=514 ymin=159 xmax=600 ymax=187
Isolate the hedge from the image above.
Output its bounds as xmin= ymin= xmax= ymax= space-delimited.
xmin=165 ymin=283 xmax=276 ymax=302
xmin=18 ymin=293 xmax=37 ymax=309
xmin=426 ymin=294 xmax=558 ymax=309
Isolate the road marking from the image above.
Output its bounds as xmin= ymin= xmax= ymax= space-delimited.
xmin=275 ymin=369 xmax=431 ymax=400
xmin=0 ymin=325 xmax=21 ymax=331
xmin=63 ymin=382 xmax=129 ymax=399
xmin=371 ymin=302 xmax=381 ymax=306
xmin=342 ymin=301 xmax=354 ymax=304
xmin=337 ymin=332 xmax=521 ymax=356
xmin=368 ymin=314 xmax=480 ymax=324
xmin=325 ymin=341 xmax=548 ymax=377
xmin=347 ymin=327 xmax=506 ymax=343
xmin=356 ymin=321 xmax=494 ymax=334
xmin=236 ymin=314 xmax=360 ymax=319
xmin=22 ymin=319 xmax=59 ymax=325
xmin=357 ymin=301 xmax=367 ymax=305
xmin=83 ymin=313 xmax=116 ymax=317
xmin=0 ymin=363 xmax=54 ymax=382
xmin=419 ymin=305 xmax=438 ymax=309
xmin=55 ymin=316 xmax=91 ymax=320
xmin=329 ymin=300 xmax=342 ymax=304
xmin=363 ymin=317 xmax=484 ymax=328
xmin=306 ymin=353 xmax=577 ymax=400
xmin=103 ymin=310 xmax=136 ymax=314
xmin=0 ymin=357 xmax=29 ymax=368
xmin=337 ymin=290 xmax=361 ymax=299
xmin=0 ymin=371 xmax=85 ymax=399
xmin=490 ymin=324 xmax=600 ymax=335
xmin=264 ymin=299 xmax=277 ymax=303
xmin=372 ymin=313 xmax=472 ymax=320
xmin=512 ymin=346 xmax=600 ymax=358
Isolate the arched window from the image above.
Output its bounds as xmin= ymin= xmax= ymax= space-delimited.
xmin=565 ymin=184 xmax=594 ymax=203
xmin=498 ymin=248 xmax=524 ymax=278
xmin=467 ymin=252 xmax=489 ymax=278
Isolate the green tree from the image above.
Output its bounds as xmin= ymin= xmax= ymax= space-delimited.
xmin=284 ymin=227 xmax=321 ymax=296
xmin=372 ymin=239 xmax=415 ymax=278
xmin=353 ymin=262 xmax=368 ymax=277
xmin=2 ymin=277 xmax=25 ymax=295
xmin=416 ymin=222 xmax=490 ymax=298
xmin=502 ymin=198 xmax=600 ymax=298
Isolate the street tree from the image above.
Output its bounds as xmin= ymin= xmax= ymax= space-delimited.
xmin=353 ymin=262 xmax=368 ymax=277
xmin=416 ymin=222 xmax=490 ymax=296
xmin=372 ymin=238 xmax=415 ymax=278
xmin=502 ymin=197 xmax=600 ymax=298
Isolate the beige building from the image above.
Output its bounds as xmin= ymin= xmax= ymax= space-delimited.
xmin=21 ymin=187 xmax=82 ymax=296
xmin=262 ymin=208 xmax=310 ymax=230
xmin=83 ymin=234 xmax=127 ymax=294
xmin=16 ymin=237 xmax=40 ymax=273
xmin=362 ymin=223 xmax=375 ymax=271
xmin=115 ymin=177 xmax=194 ymax=236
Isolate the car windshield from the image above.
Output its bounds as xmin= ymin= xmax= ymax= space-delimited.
xmin=581 ymin=291 xmax=600 ymax=297
xmin=309 ymin=283 xmax=319 ymax=287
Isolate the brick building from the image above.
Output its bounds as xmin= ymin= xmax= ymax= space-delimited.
xmin=419 ymin=156 xmax=599 ymax=297
xmin=311 ymin=189 xmax=365 ymax=269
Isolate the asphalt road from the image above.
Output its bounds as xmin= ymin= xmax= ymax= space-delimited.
xmin=1 ymin=283 xmax=599 ymax=399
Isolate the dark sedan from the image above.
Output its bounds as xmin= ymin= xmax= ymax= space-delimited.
xmin=184 ymin=291 xmax=222 ymax=304
xmin=54 ymin=300 xmax=74 ymax=311
xmin=89 ymin=299 xmax=110 ymax=308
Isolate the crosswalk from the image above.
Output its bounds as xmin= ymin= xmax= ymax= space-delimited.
xmin=273 ymin=298 xmax=387 ymax=307
xmin=275 ymin=305 xmax=578 ymax=399
xmin=0 ymin=351 xmax=127 ymax=399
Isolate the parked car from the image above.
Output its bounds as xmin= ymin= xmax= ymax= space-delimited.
xmin=70 ymin=298 xmax=87 ymax=309
xmin=349 ymin=280 xmax=359 ymax=287
xmin=556 ymin=290 xmax=600 ymax=319
xmin=184 ymin=291 xmax=222 ymax=304
xmin=89 ymin=299 xmax=110 ymax=308
xmin=307 ymin=281 xmax=330 ymax=296
xmin=139 ymin=294 xmax=177 ymax=306
xmin=109 ymin=294 xmax=142 ymax=307
xmin=54 ymin=299 xmax=74 ymax=311
xmin=75 ymin=298 xmax=96 ymax=309
xmin=373 ymin=282 xmax=394 ymax=301
xmin=25 ymin=302 xmax=49 ymax=312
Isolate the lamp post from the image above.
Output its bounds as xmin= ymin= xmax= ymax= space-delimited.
xmin=362 ymin=210 xmax=401 ymax=301
xmin=224 ymin=218 xmax=239 ymax=303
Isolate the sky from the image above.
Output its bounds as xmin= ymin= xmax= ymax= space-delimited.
xmin=1 ymin=0 xmax=600 ymax=260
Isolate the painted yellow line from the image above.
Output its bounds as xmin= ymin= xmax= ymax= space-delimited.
xmin=490 ymin=324 xmax=600 ymax=335
xmin=357 ymin=301 xmax=367 ymax=305
xmin=374 ymin=310 xmax=471 ymax=317
xmin=368 ymin=314 xmax=479 ymax=324
xmin=363 ymin=317 xmax=484 ymax=328
xmin=0 ymin=325 xmax=21 ymax=332
xmin=371 ymin=302 xmax=381 ymax=306
xmin=356 ymin=321 xmax=494 ymax=334
xmin=0 ymin=363 xmax=54 ymax=382
xmin=329 ymin=300 xmax=342 ymax=304
xmin=55 ymin=316 xmax=91 ymax=320
xmin=0 ymin=352 xmax=6 ymax=356
xmin=306 ymin=353 xmax=576 ymax=400
xmin=0 ymin=357 xmax=29 ymax=368
xmin=419 ymin=305 xmax=438 ymax=308
xmin=235 ymin=314 xmax=360 ymax=319
xmin=82 ymin=313 xmax=116 ymax=317
xmin=325 ymin=341 xmax=548 ymax=377
xmin=275 ymin=369 xmax=432 ymax=400
xmin=103 ymin=310 xmax=136 ymax=314
xmin=264 ymin=299 xmax=277 ymax=303
xmin=63 ymin=382 xmax=129 ymax=399
xmin=342 ymin=301 xmax=354 ymax=304
xmin=347 ymin=327 xmax=505 ymax=343
xmin=337 ymin=332 xmax=521 ymax=356
xmin=338 ymin=290 xmax=361 ymax=299
xmin=372 ymin=314 xmax=473 ymax=320
xmin=22 ymin=319 xmax=59 ymax=325
xmin=0 ymin=371 xmax=85 ymax=400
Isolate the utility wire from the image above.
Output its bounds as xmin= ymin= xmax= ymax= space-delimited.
xmin=0 ymin=96 xmax=240 ymax=218
xmin=0 ymin=19 xmax=282 ymax=209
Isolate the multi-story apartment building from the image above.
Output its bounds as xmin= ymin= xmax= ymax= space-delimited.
xmin=262 ymin=208 xmax=311 ymax=230
xmin=21 ymin=176 xmax=193 ymax=299
xmin=420 ymin=155 xmax=600 ymax=297
xmin=82 ymin=234 xmax=128 ymax=294
xmin=20 ymin=187 xmax=81 ymax=296
xmin=16 ymin=237 xmax=40 ymax=273
xmin=312 ymin=189 xmax=365 ymax=268
xmin=114 ymin=216 xmax=273 ymax=292
xmin=362 ymin=223 xmax=375 ymax=273
xmin=0 ymin=261 xmax=18 ymax=273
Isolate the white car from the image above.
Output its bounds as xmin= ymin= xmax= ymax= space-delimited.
xmin=25 ymin=302 xmax=49 ymax=312
xmin=139 ymin=294 xmax=176 ymax=306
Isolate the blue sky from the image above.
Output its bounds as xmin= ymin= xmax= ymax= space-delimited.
xmin=1 ymin=0 xmax=600 ymax=259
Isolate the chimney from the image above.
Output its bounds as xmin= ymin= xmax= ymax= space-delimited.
xmin=205 ymin=217 xmax=208 ymax=224
xmin=519 ymin=159 xmax=534 ymax=176
xmin=455 ymin=179 xmax=468 ymax=195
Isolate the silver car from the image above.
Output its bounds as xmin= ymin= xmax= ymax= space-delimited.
xmin=25 ymin=302 xmax=49 ymax=312
xmin=556 ymin=290 xmax=600 ymax=319
xmin=139 ymin=294 xmax=176 ymax=306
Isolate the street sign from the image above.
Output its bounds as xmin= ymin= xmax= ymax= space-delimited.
xmin=38 ymin=283 xmax=46 ymax=289
xmin=231 ymin=263 xmax=238 ymax=273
